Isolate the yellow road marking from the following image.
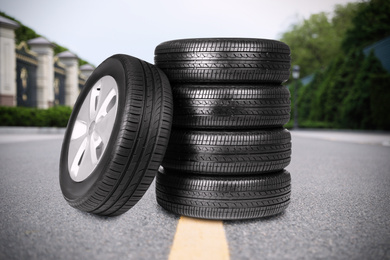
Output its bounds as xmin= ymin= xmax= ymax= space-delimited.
xmin=169 ymin=216 xmax=230 ymax=260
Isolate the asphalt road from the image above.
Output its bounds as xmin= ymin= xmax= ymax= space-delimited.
xmin=1 ymin=129 xmax=390 ymax=260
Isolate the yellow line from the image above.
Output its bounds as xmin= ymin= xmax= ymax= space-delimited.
xmin=169 ymin=216 xmax=230 ymax=260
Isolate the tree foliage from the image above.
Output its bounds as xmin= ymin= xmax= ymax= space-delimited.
xmin=285 ymin=0 xmax=390 ymax=130
xmin=331 ymin=3 xmax=361 ymax=40
xmin=280 ymin=3 xmax=359 ymax=78
xmin=292 ymin=49 xmax=390 ymax=130
xmin=342 ymin=0 xmax=390 ymax=51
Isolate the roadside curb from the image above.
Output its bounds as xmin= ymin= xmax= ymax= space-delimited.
xmin=290 ymin=129 xmax=390 ymax=146
xmin=289 ymin=128 xmax=390 ymax=135
xmin=0 ymin=126 xmax=66 ymax=135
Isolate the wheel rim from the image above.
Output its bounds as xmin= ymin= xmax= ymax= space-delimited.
xmin=68 ymin=75 xmax=119 ymax=182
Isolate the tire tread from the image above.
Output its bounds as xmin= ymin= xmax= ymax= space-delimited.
xmin=156 ymin=169 xmax=291 ymax=220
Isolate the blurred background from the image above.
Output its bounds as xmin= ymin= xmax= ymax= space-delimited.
xmin=0 ymin=0 xmax=389 ymax=130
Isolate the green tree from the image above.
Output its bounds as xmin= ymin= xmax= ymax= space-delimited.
xmin=332 ymin=3 xmax=360 ymax=41
xmin=309 ymin=55 xmax=345 ymax=124
xmin=284 ymin=0 xmax=390 ymax=130
xmin=294 ymin=48 xmax=390 ymax=130
xmin=281 ymin=13 xmax=335 ymax=78
xmin=340 ymin=51 xmax=373 ymax=129
xmin=296 ymin=71 xmax=322 ymax=123
xmin=15 ymin=25 xmax=41 ymax=44
xmin=280 ymin=3 xmax=360 ymax=78
xmin=52 ymin=43 xmax=69 ymax=55
xmin=342 ymin=0 xmax=390 ymax=51
xmin=52 ymin=43 xmax=88 ymax=66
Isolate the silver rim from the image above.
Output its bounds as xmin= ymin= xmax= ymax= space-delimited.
xmin=68 ymin=75 xmax=119 ymax=182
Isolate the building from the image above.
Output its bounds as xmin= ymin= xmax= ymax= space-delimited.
xmin=0 ymin=15 xmax=94 ymax=108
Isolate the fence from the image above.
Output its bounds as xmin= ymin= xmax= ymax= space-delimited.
xmin=0 ymin=15 xmax=94 ymax=108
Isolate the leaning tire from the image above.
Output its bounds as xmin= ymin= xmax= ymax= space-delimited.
xmin=171 ymin=84 xmax=291 ymax=129
xmin=59 ymin=54 xmax=173 ymax=216
xmin=162 ymin=128 xmax=291 ymax=175
xmin=154 ymin=38 xmax=291 ymax=83
xmin=156 ymin=168 xmax=291 ymax=220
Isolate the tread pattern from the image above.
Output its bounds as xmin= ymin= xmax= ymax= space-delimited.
xmin=154 ymin=52 xmax=291 ymax=62
xmin=154 ymin=38 xmax=291 ymax=83
xmin=172 ymin=84 xmax=291 ymax=128
xmin=162 ymin=128 xmax=291 ymax=175
xmin=153 ymin=38 xmax=293 ymax=220
xmin=154 ymin=38 xmax=291 ymax=54
xmin=63 ymin=55 xmax=173 ymax=216
xmin=156 ymin=169 xmax=291 ymax=220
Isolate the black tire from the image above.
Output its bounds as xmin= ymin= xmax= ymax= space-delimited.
xmin=59 ymin=54 xmax=173 ymax=216
xmin=156 ymin=168 xmax=291 ymax=220
xmin=171 ymin=84 xmax=291 ymax=129
xmin=154 ymin=38 xmax=291 ymax=83
xmin=162 ymin=128 xmax=291 ymax=175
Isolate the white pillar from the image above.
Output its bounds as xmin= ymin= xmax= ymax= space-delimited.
xmin=28 ymin=37 xmax=54 ymax=108
xmin=80 ymin=64 xmax=95 ymax=80
xmin=0 ymin=16 xmax=19 ymax=106
xmin=58 ymin=51 xmax=78 ymax=107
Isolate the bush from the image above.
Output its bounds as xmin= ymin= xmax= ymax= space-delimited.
xmin=284 ymin=120 xmax=293 ymax=129
xmin=293 ymin=49 xmax=390 ymax=131
xmin=0 ymin=106 xmax=72 ymax=127
xmin=369 ymin=73 xmax=390 ymax=130
xmin=340 ymin=51 xmax=375 ymax=129
xmin=299 ymin=121 xmax=335 ymax=129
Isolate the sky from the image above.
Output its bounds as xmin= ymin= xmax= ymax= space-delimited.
xmin=0 ymin=0 xmax=361 ymax=66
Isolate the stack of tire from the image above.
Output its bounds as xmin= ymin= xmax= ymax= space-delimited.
xmin=154 ymin=38 xmax=292 ymax=220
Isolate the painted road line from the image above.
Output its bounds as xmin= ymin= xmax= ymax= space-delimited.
xmin=169 ymin=216 xmax=230 ymax=260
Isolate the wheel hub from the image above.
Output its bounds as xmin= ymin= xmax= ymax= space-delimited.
xmin=67 ymin=75 xmax=118 ymax=182
xmin=88 ymin=121 xmax=96 ymax=136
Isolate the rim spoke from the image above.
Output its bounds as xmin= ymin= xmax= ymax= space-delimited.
xmin=68 ymin=122 xmax=87 ymax=172
xmin=90 ymin=132 xmax=102 ymax=164
xmin=95 ymin=102 xmax=117 ymax=145
xmin=77 ymin=90 xmax=93 ymax=124
xmin=96 ymin=85 xmax=117 ymax=123
xmin=90 ymin=82 xmax=101 ymax=120
xmin=71 ymin=120 xmax=87 ymax=140
xmin=97 ymin=76 xmax=115 ymax=108
xmin=69 ymin=136 xmax=88 ymax=180
xmin=76 ymin=137 xmax=96 ymax=181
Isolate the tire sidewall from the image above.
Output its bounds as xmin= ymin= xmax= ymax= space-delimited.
xmin=60 ymin=56 xmax=126 ymax=202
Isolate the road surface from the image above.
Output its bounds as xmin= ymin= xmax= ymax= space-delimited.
xmin=1 ymin=128 xmax=389 ymax=260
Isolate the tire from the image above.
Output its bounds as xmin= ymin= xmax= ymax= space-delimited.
xmin=156 ymin=168 xmax=291 ymax=220
xmin=171 ymin=84 xmax=291 ymax=129
xmin=154 ymin=38 xmax=291 ymax=83
xmin=162 ymin=128 xmax=291 ymax=175
xmin=59 ymin=54 xmax=173 ymax=216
